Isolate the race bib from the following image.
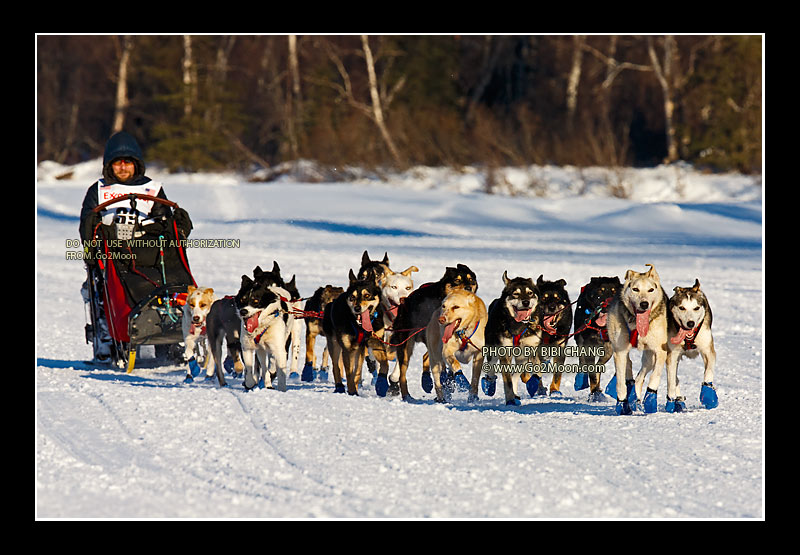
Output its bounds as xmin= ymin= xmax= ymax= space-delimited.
xmin=97 ymin=180 xmax=164 ymax=226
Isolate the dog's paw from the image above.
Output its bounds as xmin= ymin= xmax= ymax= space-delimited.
xmin=615 ymin=399 xmax=632 ymax=415
xmin=183 ymin=374 xmax=194 ymax=384
xmin=700 ymin=383 xmax=718 ymax=409
xmin=301 ymin=362 xmax=316 ymax=382
xmin=665 ymin=396 xmax=687 ymax=413
xmin=481 ymin=375 xmax=496 ymax=397
xmin=333 ymin=383 xmax=346 ymax=394
xmin=505 ymin=398 xmax=521 ymax=406
xmin=526 ymin=375 xmax=545 ymax=397
xmin=644 ymin=388 xmax=658 ymax=413
xmin=375 ymin=374 xmax=389 ymax=397
xmin=453 ymin=370 xmax=470 ymax=392
xmin=587 ymin=390 xmax=607 ymax=403
xmin=188 ymin=357 xmax=201 ymax=377
xmin=421 ymin=371 xmax=433 ymax=393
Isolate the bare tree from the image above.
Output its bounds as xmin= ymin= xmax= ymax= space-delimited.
xmin=646 ymin=35 xmax=678 ymax=163
xmin=312 ymin=36 xmax=405 ymax=167
xmin=361 ymin=35 xmax=403 ymax=166
xmin=112 ymin=35 xmax=133 ymax=133
xmin=566 ymin=35 xmax=585 ymax=129
xmin=182 ymin=35 xmax=197 ymax=117
xmin=286 ymin=34 xmax=302 ymax=158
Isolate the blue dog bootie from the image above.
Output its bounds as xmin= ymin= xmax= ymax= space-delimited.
xmin=665 ymin=396 xmax=687 ymax=413
xmin=643 ymin=388 xmax=658 ymax=414
xmin=700 ymin=382 xmax=719 ymax=409
xmin=421 ymin=371 xmax=434 ymax=393
xmin=481 ymin=375 xmax=497 ymax=397
xmin=574 ymin=372 xmax=589 ymax=391
xmin=301 ymin=361 xmax=316 ymax=382
xmin=605 ymin=374 xmax=618 ymax=397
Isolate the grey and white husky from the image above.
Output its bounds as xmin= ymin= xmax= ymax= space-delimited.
xmin=666 ymin=279 xmax=718 ymax=411
xmin=606 ymin=264 xmax=669 ymax=415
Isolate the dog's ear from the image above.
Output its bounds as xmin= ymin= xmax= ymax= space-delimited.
xmin=400 ymin=266 xmax=419 ymax=276
xmin=644 ymin=263 xmax=658 ymax=281
xmin=272 ymin=261 xmax=281 ymax=275
xmin=187 ymin=285 xmax=196 ymax=294
xmin=502 ymin=270 xmax=510 ymax=286
xmin=612 ymin=276 xmax=622 ymax=285
xmin=241 ymin=275 xmax=253 ymax=287
xmin=624 ymin=269 xmax=636 ymax=281
xmin=253 ymin=266 xmax=263 ymax=278
xmin=361 ymin=250 xmax=370 ymax=266
xmin=205 ymin=288 xmax=214 ymax=296
xmin=286 ymin=274 xmax=296 ymax=287
xmin=692 ymin=279 xmax=701 ymax=292
xmin=348 ymin=268 xmax=358 ymax=284
xmin=556 ymin=279 xmax=567 ymax=287
xmin=536 ymin=274 xmax=544 ymax=285
xmin=382 ymin=252 xmax=390 ymax=264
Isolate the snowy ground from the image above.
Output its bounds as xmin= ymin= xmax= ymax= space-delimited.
xmin=36 ymin=161 xmax=763 ymax=519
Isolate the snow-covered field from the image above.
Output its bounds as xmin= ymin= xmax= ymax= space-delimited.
xmin=36 ymin=160 xmax=763 ymax=519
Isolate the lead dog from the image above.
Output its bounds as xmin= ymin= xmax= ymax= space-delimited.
xmin=426 ymin=289 xmax=487 ymax=403
xmin=322 ymin=270 xmax=389 ymax=396
xmin=529 ymin=275 xmax=572 ymax=397
xmin=483 ymin=272 xmax=541 ymax=406
xmin=666 ymin=279 xmax=718 ymax=412
xmin=390 ymin=264 xmax=478 ymax=401
xmin=235 ymin=273 xmax=290 ymax=391
xmin=606 ymin=264 xmax=669 ymax=415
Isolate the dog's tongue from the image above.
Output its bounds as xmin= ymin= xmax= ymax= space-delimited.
xmin=442 ymin=320 xmax=459 ymax=343
xmin=360 ymin=310 xmax=373 ymax=332
xmin=542 ymin=314 xmax=557 ymax=333
xmin=388 ymin=304 xmax=399 ymax=318
xmin=514 ymin=308 xmax=533 ymax=322
xmin=636 ymin=310 xmax=650 ymax=338
xmin=246 ymin=311 xmax=261 ymax=333
xmin=595 ymin=312 xmax=607 ymax=327
xmin=670 ymin=327 xmax=690 ymax=344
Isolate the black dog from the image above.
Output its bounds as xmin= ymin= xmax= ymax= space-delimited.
xmin=573 ymin=276 xmax=621 ymax=401
xmin=529 ymin=275 xmax=572 ymax=397
xmin=483 ymin=272 xmax=540 ymax=405
xmin=302 ymin=285 xmax=344 ymax=382
xmin=389 ymin=264 xmax=478 ymax=401
xmin=322 ymin=270 xmax=389 ymax=396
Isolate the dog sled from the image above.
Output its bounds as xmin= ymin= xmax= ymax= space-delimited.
xmin=84 ymin=193 xmax=196 ymax=372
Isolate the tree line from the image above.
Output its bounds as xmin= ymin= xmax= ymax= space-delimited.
xmin=37 ymin=35 xmax=762 ymax=175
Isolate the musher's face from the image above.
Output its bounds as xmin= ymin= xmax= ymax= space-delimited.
xmin=111 ymin=158 xmax=136 ymax=182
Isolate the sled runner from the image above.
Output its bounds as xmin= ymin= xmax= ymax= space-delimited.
xmin=84 ymin=193 xmax=196 ymax=372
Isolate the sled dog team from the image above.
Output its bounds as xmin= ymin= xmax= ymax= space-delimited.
xmin=181 ymin=252 xmax=718 ymax=415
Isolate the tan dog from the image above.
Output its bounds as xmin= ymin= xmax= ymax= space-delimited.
xmin=425 ymin=289 xmax=487 ymax=403
xmin=182 ymin=285 xmax=216 ymax=366
xmin=606 ymin=264 xmax=669 ymax=415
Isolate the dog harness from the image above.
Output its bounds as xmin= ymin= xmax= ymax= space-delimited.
xmin=253 ymin=309 xmax=282 ymax=343
xmin=454 ymin=321 xmax=480 ymax=351
xmin=351 ymin=311 xmax=379 ymax=345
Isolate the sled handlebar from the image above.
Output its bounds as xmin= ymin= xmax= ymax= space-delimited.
xmin=92 ymin=193 xmax=179 ymax=213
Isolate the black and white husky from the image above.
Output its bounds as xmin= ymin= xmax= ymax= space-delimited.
xmin=235 ymin=273 xmax=290 ymax=391
xmin=666 ymin=279 xmax=718 ymax=412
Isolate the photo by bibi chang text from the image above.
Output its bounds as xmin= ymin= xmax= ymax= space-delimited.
xmin=480 ymin=345 xmax=608 ymax=374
